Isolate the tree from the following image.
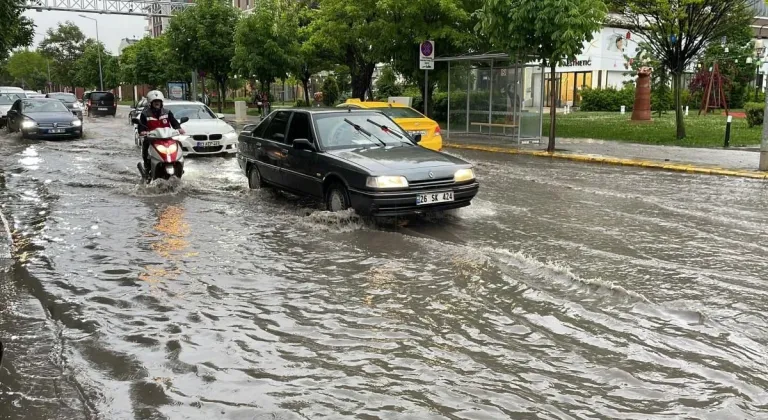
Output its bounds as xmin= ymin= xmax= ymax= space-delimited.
xmin=6 ymin=49 xmax=48 ymax=91
xmin=310 ymin=0 xmax=387 ymax=100
xmin=39 ymin=22 xmax=88 ymax=90
xmin=233 ymin=0 xmax=291 ymax=93
xmin=610 ymin=0 xmax=754 ymax=140
xmin=121 ymin=35 xmax=187 ymax=90
xmin=374 ymin=65 xmax=402 ymax=100
xmin=478 ymin=0 xmax=606 ymax=152
xmin=73 ymin=41 xmax=115 ymax=89
xmin=0 ymin=0 xmax=34 ymax=61
xmin=283 ymin=0 xmax=327 ymax=107
xmin=321 ymin=75 xmax=339 ymax=106
xmin=383 ymin=0 xmax=487 ymax=115
xmin=166 ymin=0 xmax=239 ymax=112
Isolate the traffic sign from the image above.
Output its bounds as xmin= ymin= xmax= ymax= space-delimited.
xmin=419 ymin=40 xmax=434 ymax=70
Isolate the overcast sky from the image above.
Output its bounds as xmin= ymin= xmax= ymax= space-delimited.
xmin=25 ymin=9 xmax=146 ymax=54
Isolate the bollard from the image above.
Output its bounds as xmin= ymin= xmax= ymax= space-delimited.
xmin=234 ymin=100 xmax=247 ymax=122
xmin=685 ymin=106 xmax=689 ymax=116
xmin=724 ymin=115 xmax=732 ymax=148
xmin=620 ymin=105 xmax=626 ymax=115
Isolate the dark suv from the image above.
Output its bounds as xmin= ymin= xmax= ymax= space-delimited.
xmin=84 ymin=91 xmax=116 ymax=117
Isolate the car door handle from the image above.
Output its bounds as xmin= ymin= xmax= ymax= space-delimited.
xmin=280 ymin=148 xmax=289 ymax=154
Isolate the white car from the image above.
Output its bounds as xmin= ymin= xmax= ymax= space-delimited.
xmin=0 ymin=92 xmax=25 ymax=128
xmin=134 ymin=100 xmax=238 ymax=156
xmin=24 ymin=91 xmax=46 ymax=98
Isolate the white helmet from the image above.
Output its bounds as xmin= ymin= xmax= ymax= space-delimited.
xmin=147 ymin=90 xmax=164 ymax=106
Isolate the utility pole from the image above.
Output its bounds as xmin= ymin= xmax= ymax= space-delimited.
xmin=80 ymin=15 xmax=104 ymax=91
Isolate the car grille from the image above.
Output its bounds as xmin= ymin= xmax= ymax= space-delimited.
xmin=192 ymin=134 xmax=224 ymax=141
xmin=193 ymin=145 xmax=224 ymax=153
xmin=408 ymin=177 xmax=455 ymax=190
xmin=38 ymin=122 xmax=73 ymax=128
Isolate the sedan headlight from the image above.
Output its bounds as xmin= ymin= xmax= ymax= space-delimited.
xmin=454 ymin=168 xmax=475 ymax=182
xmin=72 ymin=119 xmax=82 ymax=127
xmin=73 ymin=102 xmax=83 ymax=109
xmin=366 ymin=175 xmax=409 ymax=189
xmin=21 ymin=120 xmax=37 ymax=129
xmin=224 ymin=131 xmax=238 ymax=139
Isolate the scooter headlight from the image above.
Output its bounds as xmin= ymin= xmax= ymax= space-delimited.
xmin=154 ymin=143 xmax=178 ymax=155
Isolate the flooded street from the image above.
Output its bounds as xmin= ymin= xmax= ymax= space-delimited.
xmin=2 ymin=114 xmax=768 ymax=419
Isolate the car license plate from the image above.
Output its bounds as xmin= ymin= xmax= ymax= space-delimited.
xmin=409 ymin=130 xmax=427 ymax=136
xmin=48 ymin=129 xmax=65 ymax=133
xmin=416 ymin=191 xmax=454 ymax=205
xmin=196 ymin=141 xmax=221 ymax=147
xmin=98 ymin=107 xmax=107 ymax=111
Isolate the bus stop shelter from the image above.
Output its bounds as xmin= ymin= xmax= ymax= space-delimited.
xmin=431 ymin=52 xmax=547 ymax=145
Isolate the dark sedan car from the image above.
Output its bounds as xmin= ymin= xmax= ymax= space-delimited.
xmin=237 ymin=109 xmax=479 ymax=216
xmin=46 ymin=92 xmax=84 ymax=121
xmin=6 ymin=98 xmax=83 ymax=139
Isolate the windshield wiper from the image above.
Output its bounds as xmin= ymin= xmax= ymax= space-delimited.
xmin=343 ymin=118 xmax=386 ymax=147
xmin=365 ymin=118 xmax=404 ymax=140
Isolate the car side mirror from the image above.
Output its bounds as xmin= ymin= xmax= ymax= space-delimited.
xmin=413 ymin=134 xmax=422 ymax=143
xmin=293 ymin=138 xmax=315 ymax=151
xmin=217 ymin=113 xmax=225 ymax=119
xmin=7 ymin=110 xmax=16 ymax=116
xmin=131 ymin=117 xmax=140 ymax=125
xmin=180 ymin=117 xmax=189 ymax=124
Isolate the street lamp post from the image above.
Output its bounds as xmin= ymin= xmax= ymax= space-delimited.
xmin=79 ymin=14 xmax=103 ymax=91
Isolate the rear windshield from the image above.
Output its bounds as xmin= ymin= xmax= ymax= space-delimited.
xmin=0 ymin=93 xmax=22 ymax=105
xmin=369 ymin=107 xmax=424 ymax=119
xmin=90 ymin=92 xmax=114 ymax=102
xmin=49 ymin=93 xmax=77 ymax=102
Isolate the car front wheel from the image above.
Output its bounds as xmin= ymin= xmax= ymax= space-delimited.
xmin=248 ymin=165 xmax=267 ymax=189
xmin=325 ymin=182 xmax=351 ymax=212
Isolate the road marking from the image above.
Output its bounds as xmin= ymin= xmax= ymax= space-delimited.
xmin=444 ymin=143 xmax=768 ymax=180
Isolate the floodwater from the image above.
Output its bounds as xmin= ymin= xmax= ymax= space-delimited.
xmin=1 ymin=114 xmax=768 ymax=419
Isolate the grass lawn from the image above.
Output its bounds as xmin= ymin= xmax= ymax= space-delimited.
xmin=544 ymin=111 xmax=760 ymax=148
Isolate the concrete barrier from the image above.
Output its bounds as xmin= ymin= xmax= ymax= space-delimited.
xmin=234 ymin=101 xmax=247 ymax=122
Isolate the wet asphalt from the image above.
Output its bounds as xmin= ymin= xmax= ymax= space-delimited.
xmin=1 ymin=113 xmax=768 ymax=419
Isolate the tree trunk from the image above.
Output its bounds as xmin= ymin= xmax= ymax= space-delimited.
xmin=301 ymin=78 xmax=310 ymax=107
xmin=351 ymin=62 xmax=375 ymax=100
xmin=673 ymin=72 xmax=686 ymax=140
xmin=216 ymin=77 xmax=227 ymax=113
xmin=547 ymin=62 xmax=557 ymax=153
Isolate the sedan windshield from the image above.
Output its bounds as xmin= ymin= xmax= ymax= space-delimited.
xmin=369 ymin=107 xmax=424 ymax=119
xmin=0 ymin=93 xmax=22 ymax=105
xmin=166 ymin=104 xmax=216 ymax=120
xmin=315 ymin=114 xmax=414 ymax=150
xmin=22 ymin=100 xmax=69 ymax=113
xmin=49 ymin=93 xmax=77 ymax=103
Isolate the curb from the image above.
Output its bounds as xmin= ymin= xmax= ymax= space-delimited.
xmin=444 ymin=143 xmax=768 ymax=180
xmin=0 ymin=209 xmax=12 ymax=260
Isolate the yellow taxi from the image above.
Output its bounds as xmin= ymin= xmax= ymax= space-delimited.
xmin=337 ymin=99 xmax=443 ymax=151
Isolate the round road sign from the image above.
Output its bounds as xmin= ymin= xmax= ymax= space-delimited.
xmin=420 ymin=41 xmax=433 ymax=58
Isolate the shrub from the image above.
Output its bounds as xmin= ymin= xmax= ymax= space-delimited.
xmin=744 ymin=102 xmax=763 ymax=127
xmin=431 ymin=91 xmax=507 ymax=124
xmin=580 ymin=86 xmax=636 ymax=112
xmin=321 ymin=76 xmax=340 ymax=106
xmin=374 ymin=65 xmax=403 ymax=99
xmin=294 ymin=99 xmax=308 ymax=107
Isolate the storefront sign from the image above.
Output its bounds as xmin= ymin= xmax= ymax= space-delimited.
xmin=561 ymin=58 xmax=592 ymax=67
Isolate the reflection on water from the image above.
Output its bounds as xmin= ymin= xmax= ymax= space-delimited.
xmin=1 ymin=119 xmax=768 ymax=419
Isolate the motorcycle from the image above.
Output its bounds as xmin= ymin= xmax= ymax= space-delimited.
xmin=132 ymin=117 xmax=189 ymax=183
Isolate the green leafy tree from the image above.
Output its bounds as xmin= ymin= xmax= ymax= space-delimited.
xmin=6 ymin=49 xmax=48 ymax=91
xmin=39 ymin=22 xmax=88 ymax=90
xmin=374 ymin=65 xmax=402 ymax=100
xmin=233 ymin=0 xmax=291 ymax=93
xmin=283 ymin=0 xmax=327 ymax=107
xmin=478 ymin=0 xmax=606 ymax=152
xmin=0 ymin=0 xmax=34 ymax=60
xmin=382 ymin=0 xmax=487 ymax=115
xmin=119 ymin=43 xmax=138 ymax=86
xmin=310 ymin=0 xmax=387 ymax=100
xmin=166 ymin=0 xmax=239 ymax=112
xmin=73 ymin=40 xmax=117 ymax=89
xmin=121 ymin=35 xmax=186 ymax=90
xmin=610 ymin=0 xmax=754 ymax=139
xmin=321 ymin=75 xmax=339 ymax=106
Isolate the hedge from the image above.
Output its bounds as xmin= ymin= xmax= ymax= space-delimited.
xmin=580 ymin=87 xmax=636 ymax=112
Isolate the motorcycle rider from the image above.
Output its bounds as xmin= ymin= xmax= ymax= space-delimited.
xmin=138 ymin=90 xmax=185 ymax=173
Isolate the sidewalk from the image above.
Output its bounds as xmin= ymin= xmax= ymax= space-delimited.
xmin=444 ymin=134 xmax=767 ymax=179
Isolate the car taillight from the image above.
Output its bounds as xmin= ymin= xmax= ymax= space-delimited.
xmin=434 ymin=126 xmax=441 ymax=136
xmin=153 ymin=139 xmax=179 ymax=161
